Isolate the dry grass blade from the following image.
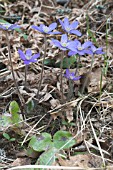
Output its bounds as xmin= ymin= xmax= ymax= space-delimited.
xmin=89 ymin=119 xmax=105 ymax=166
xmin=21 ymin=114 xmax=46 ymax=146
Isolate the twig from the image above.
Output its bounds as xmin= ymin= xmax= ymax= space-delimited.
xmin=89 ymin=119 xmax=105 ymax=166
xmin=64 ymin=0 xmax=71 ymax=8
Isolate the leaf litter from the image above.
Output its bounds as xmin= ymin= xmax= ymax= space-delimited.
xmin=0 ymin=0 xmax=113 ymax=169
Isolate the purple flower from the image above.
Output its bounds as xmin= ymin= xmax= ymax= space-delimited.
xmin=31 ymin=23 xmax=60 ymax=34
xmin=64 ymin=69 xmax=81 ymax=81
xmin=51 ymin=34 xmax=74 ymax=51
xmin=18 ymin=49 xmax=40 ymax=65
xmin=0 ymin=23 xmax=20 ymax=31
xmin=90 ymin=45 xmax=105 ymax=55
xmin=68 ymin=40 xmax=92 ymax=56
xmin=59 ymin=17 xmax=82 ymax=36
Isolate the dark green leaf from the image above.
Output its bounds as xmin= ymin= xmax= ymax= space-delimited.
xmin=26 ymin=99 xmax=34 ymax=113
xmin=53 ymin=131 xmax=76 ymax=149
xmin=56 ymin=56 xmax=77 ymax=69
xmin=29 ymin=133 xmax=53 ymax=152
xmin=36 ymin=147 xmax=57 ymax=166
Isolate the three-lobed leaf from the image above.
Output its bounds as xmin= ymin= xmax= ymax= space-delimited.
xmin=29 ymin=133 xmax=53 ymax=152
xmin=53 ymin=130 xmax=76 ymax=149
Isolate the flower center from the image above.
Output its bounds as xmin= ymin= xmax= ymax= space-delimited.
xmin=62 ymin=42 xmax=67 ymax=47
xmin=4 ymin=24 xmax=11 ymax=29
xmin=66 ymin=27 xmax=70 ymax=31
xmin=43 ymin=26 xmax=49 ymax=33
xmin=78 ymin=46 xmax=83 ymax=51
xmin=26 ymin=55 xmax=32 ymax=60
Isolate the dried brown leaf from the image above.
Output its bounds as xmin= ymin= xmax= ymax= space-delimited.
xmin=65 ymin=107 xmax=73 ymax=122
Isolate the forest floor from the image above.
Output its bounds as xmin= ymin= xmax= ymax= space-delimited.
xmin=0 ymin=0 xmax=113 ymax=169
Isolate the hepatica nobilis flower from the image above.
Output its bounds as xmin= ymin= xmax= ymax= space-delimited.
xmin=18 ymin=49 xmax=40 ymax=65
xmin=68 ymin=40 xmax=93 ymax=56
xmin=90 ymin=44 xmax=105 ymax=55
xmin=51 ymin=34 xmax=74 ymax=51
xmin=59 ymin=17 xmax=82 ymax=36
xmin=31 ymin=23 xmax=60 ymax=34
xmin=64 ymin=69 xmax=81 ymax=81
xmin=0 ymin=23 xmax=20 ymax=31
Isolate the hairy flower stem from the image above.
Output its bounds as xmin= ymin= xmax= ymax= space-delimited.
xmin=60 ymin=51 xmax=64 ymax=102
xmin=75 ymin=55 xmax=80 ymax=75
xmin=5 ymin=31 xmax=25 ymax=105
xmin=67 ymin=79 xmax=74 ymax=100
xmin=37 ymin=34 xmax=47 ymax=99
xmin=25 ymin=65 xmax=28 ymax=88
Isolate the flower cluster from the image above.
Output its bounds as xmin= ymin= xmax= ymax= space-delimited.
xmin=0 ymin=18 xmax=104 ymax=82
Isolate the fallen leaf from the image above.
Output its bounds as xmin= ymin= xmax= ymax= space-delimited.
xmin=65 ymin=107 xmax=73 ymax=122
xmin=11 ymin=158 xmax=31 ymax=166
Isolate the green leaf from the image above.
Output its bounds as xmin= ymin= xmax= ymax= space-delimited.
xmin=9 ymin=101 xmax=20 ymax=114
xmin=10 ymin=138 xmax=16 ymax=141
xmin=27 ymin=147 xmax=38 ymax=158
xmin=26 ymin=99 xmax=34 ymax=113
xmin=53 ymin=131 xmax=76 ymax=149
xmin=63 ymin=56 xmax=77 ymax=68
xmin=3 ymin=133 xmax=10 ymax=140
xmin=11 ymin=112 xmax=21 ymax=126
xmin=21 ymin=34 xmax=28 ymax=40
xmin=29 ymin=133 xmax=53 ymax=152
xmin=36 ymin=147 xmax=57 ymax=166
xmin=1 ymin=114 xmax=12 ymax=127
xmin=56 ymin=56 xmax=77 ymax=69
xmin=44 ymin=59 xmax=55 ymax=67
xmin=0 ymin=19 xmax=9 ymax=24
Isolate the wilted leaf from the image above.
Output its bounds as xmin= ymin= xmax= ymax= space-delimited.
xmin=88 ymin=68 xmax=106 ymax=93
xmin=60 ymin=154 xmax=103 ymax=168
xmin=11 ymin=158 xmax=31 ymax=167
xmin=65 ymin=107 xmax=73 ymax=122
xmin=39 ymin=93 xmax=52 ymax=102
xmin=50 ymin=98 xmax=61 ymax=109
